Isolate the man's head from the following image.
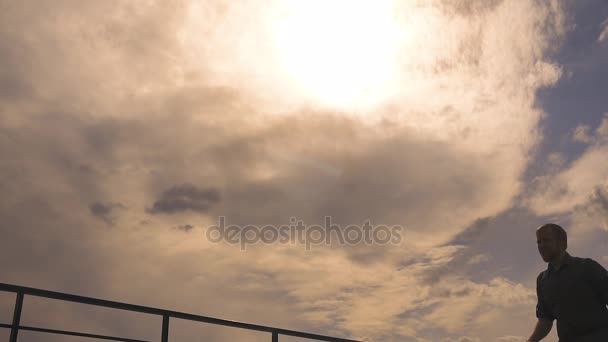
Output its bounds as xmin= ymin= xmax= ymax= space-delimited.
xmin=536 ymin=223 xmax=567 ymax=263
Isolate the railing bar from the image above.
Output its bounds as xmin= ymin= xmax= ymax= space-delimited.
xmin=0 ymin=283 xmax=362 ymax=342
xmin=161 ymin=314 xmax=169 ymax=342
xmin=0 ymin=283 xmax=273 ymax=332
xmin=272 ymin=329 xmax=358 ymax=342
xmin=272 ymin=330 xmax=278 ymax=342
xmin=168 ymin=311 xmax=274 ymax=332
xmin=9 ymin=292 xmax=23 ymax=342
xmin=0 ymin=283 xmax=164 ymax=316
xmin=0 ymin=323 xmax=151 ymax=342
xmin=0 ymin=283 xmax=277 ymax=334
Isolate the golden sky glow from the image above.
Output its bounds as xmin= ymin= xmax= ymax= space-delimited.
xmin=271 ymin=0 xmax=403 ymax=109
xmin=180 ymin=0 xmax=427 ymax=113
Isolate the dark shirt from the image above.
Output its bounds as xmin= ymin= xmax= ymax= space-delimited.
xmin=536 ymin=253 xmax=608 ymax=342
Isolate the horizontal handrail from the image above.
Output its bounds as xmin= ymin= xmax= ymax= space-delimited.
xmin=0 ymin=323 xmax=150 ymax=342
xmin=0 ymin=282 xmax=361 ymax=342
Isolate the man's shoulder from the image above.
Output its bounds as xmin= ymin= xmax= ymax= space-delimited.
xmin=578 ymin=257 xmax=607 ymax=271
xmin=536 ymin=269 xmax=548 ymax=283
xmin=567 ymin=255 xmax=607 ymax=276
xmin=568 ymin=254 xmax=587 ymax=262
xmin=568 ymin=255 xmax=600 ymax=267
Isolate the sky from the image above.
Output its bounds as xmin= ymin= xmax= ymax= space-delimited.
xmin=0 ymin=0 xmax=607 ymax=341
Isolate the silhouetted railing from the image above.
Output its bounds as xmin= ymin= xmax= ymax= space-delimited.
xmin=0 ymin=283 xmax=361 ymax=342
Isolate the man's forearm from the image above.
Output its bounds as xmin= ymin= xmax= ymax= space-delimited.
xmin=527 ymin=319 xmax=552 ymax=342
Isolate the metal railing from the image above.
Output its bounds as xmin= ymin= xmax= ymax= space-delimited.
xmin=0 ymin=283 xmax=361 ymax=342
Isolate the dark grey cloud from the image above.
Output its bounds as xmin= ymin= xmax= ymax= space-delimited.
xmin=89 ymin=201 xmax=125 ymax=225
xmin=173 ymin=224 xmax=194 ymax=232
xmin=148 ymin=184 xmax=221 ymax=214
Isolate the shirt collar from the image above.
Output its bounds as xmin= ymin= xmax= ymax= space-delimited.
xmin=547 ymin=252 xmax=572 ymax=273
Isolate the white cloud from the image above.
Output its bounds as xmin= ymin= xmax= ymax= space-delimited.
xmin=572 ymin=124 xmax=594 ymax=143
xmin=422 ymin=277 xmax=535 ymax=334
xmin=596 ymin=113 xmax=608 ymax=139
xmin=527 ymin=115 xmax=608 ymax=216
xmin=467 ymin=254 xmax=491 ymax=265
xmin=598 ymin=18 xmax=608 ymax=43
xmin=570 ymin=185 xmax=608 ymax=232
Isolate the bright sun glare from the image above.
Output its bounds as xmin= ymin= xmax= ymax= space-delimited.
xmin=271 ymin=0 xmax=403 ymax=110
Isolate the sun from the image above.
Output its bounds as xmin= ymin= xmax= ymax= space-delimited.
xmin=271 ymin=0 xmax=403 ymax=110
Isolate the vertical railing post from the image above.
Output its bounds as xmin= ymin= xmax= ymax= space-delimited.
xmin=9 ymin=292 xmax=24 ymax=342
xmin=161 ymin=314 xmax=170 ymax=342
xmin=272 ymin=330 xmax=278 ymax=342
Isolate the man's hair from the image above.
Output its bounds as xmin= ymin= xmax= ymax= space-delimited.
xmin=539 ymin=223 xmax=568 ymax=247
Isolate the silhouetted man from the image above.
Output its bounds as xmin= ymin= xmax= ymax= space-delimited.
xmin=526 ymin=223 xmax=608 ymax=342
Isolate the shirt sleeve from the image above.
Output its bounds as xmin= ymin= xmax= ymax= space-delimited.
xmin=585 ymin=258 xmax=608 ymax=306
xmin=536 ymin=272 xmax=555 ymax=321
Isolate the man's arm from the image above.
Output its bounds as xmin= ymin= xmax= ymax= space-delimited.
xmin=526 ymin=319 xmax=553 ymax=342
xmin=530 ymin=272 xmax=554 ymax=341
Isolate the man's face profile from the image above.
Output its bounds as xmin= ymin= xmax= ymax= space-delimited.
xmin=536 ymin=226 xmax=564 ymax=263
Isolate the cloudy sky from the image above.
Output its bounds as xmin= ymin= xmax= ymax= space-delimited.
xmin=1 ymin=0 xmax=607 ymax=341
